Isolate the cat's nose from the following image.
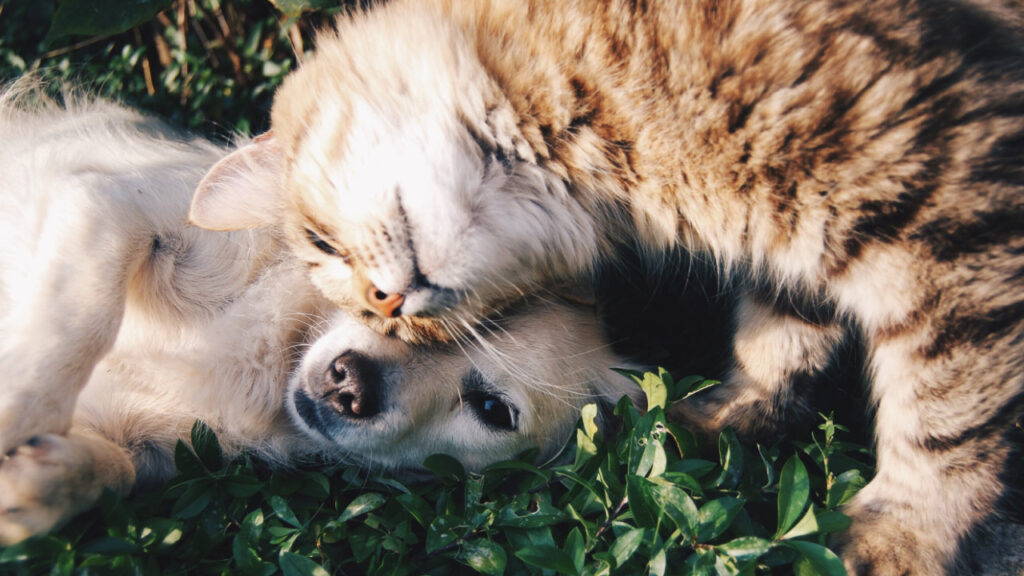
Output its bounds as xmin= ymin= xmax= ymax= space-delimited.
xmin=366 ymin=285 xmax=405 ymax=318
xmin=320 ymin=351 xmax=380 ymax=418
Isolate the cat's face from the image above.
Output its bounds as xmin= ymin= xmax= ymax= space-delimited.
xmin=190 ymin=12 xmax=599 ymax=342
xmin=274 ymin=98 xmax=579 ymax=343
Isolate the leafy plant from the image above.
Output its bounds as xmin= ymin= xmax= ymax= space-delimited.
xmin=0 ymin=371 xmax=872 ymax=575
xmin=0 ymin=0 xmax=349 ymax=136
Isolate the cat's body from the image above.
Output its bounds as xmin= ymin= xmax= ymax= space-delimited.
xmin=191 ymin=0 xmax=1024 ymax=573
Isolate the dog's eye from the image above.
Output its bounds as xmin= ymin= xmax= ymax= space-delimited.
xmin=465 ymin=390 xmax=518 ymax=432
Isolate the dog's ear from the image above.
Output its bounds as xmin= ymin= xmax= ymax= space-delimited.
xmin=189 ymin=131 xmax=284 ymax=230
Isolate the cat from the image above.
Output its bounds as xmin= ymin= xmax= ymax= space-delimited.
xmin=0 ymin=85 xmax=641 ymax=543
xmin=189 ymin=0 xmax=1024 ymax=573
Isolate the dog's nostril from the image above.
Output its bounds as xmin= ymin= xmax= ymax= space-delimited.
xmin=322 ymin=352 xmax=381 ymax=419
xmin=329 ymin=356 xmax=348 ymax=383
xmin=333 ymin=391 xmax=374 ymax=417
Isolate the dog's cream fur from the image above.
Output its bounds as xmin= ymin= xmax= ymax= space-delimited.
xmin=0 ymin=88 xmax=641 ymax=545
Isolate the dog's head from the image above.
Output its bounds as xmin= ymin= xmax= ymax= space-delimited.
xmin=286 ymin=299 xmax=642 ymax=473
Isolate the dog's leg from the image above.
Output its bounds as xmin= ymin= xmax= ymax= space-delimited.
xmin=0 ymin=429 xmax=135 ymax=545
xmin=0 ymin=185 xmax=155 ymax=453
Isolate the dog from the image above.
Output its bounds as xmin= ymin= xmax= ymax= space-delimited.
xmin=0 ymin=85 xmax=641 ymax=545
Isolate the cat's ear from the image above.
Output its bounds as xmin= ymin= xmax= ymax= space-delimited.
xmin=189 ymin=131 xmax=284 ymax=230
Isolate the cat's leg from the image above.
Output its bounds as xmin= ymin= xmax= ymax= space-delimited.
xmin=835 ymin=319 xmax=1021 ymax=575
xmin=0 ymin=181 xmax=159 ymax=454
xmin=0 ymin=429 xmax=135 ymax=545
xmin=672 ymin=288 xmax=845 ymax=440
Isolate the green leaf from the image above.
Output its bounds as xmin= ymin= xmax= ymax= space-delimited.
xmin=240 ymin=508 xmax=265 ymax=543
xmin=484 ymin=459 xmax=550 ymax=482
xmin=224 ymin=474 xmax=264 ymax=498
xmin=784 ymin=540 xmax=847 ymax=576
xmin=296 ymin=471 xmax=331 ymax=500
xmin=782 ymin=508 xmax=852 ymax=540
xmin=608 ymin=526 xmax=645 ymax=568
xmin=640 ymin=370 xmax=669 ymax=410
xmin=46 ymin=0 xmax=174 ymax=41
xmin=649 ymin=544 xmax=668 ymax=576
xmin=233 ymin=533 xmax=265 ymax=576
xmin=775 ymin=456 xmax=811 ymax=539
xmin=581 ymin=402 xmax=600 ymax=439
xmin=425 ymin=516 xmax=459 ymax=553
xmin=270 ymin=495 xmax=302 ymax=529
xmin=629 ymin=409 xmax=668 ymax=477
xmin=395 ymin=493 xmax=434 ymax=527
xmin=190 ymin=421 xmax=224 ymax=470
xmin=459 ymin=539 xmax=507 ymax=576
xmin=495 ymin=498 xmax=568 ymax=528
xmin=664 ymin=421 xmax=699 ymax=459
xmin=626 ymin=475 xmax=661 ymax=528
xmin=339 ymin=493 xmax=386 ymax=522
xmin=79 ymin=537 xmax=139 ymax=555
xmin=268 ymin=0 xmax=338 ymax=17
xmin=171 ymin=481 xmax=214 ymax=519
xmin=649 ymin=480 xmax=699 ymax=539
xmin=713 ymin=428 xmax=744 ymax=490
xmin=0 ymin=537 xmax=67 ymax=564
xmin=173 ymin=440 xmax=208 ymax=478
xmin=423 ymin=454 xmax=466 ymax=481
xmin=695 ymin=497 xmax=743 ymax=542
xmin=718 ymin=536 xmax=773 ymax=563
xmin=565 ymin=528 xmax=585 ymax=574
xmin=515 ymin=544 xmax=579 ymax=575
xmin=757 ymin=444 xmax=778 ymax=490
xmin=278 ymin=552 xmax=329 ymax=576
xmin=677 ymin=376 xmax=721 ymax=400
xmin=827 ymin=469 xmax=867 ymax=509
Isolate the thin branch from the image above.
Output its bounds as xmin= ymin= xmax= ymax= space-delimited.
xmin=132 ymin=27 xmax=156 ymax=95
xmin=39 ymin=34 xmax=113 ymax=60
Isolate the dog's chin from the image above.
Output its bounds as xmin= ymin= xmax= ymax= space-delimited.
xmin=289 ymin=388 xmax=329 ymax=437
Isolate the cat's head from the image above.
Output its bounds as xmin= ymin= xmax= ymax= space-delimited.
xmin=190 ymin=3 xmax=599 ymax=342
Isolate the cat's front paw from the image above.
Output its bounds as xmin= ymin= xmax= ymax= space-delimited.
xmin=833 ymin=508 xmax=950 ymax=576
xmin=0 ymin=435 xmax=106 ymax=545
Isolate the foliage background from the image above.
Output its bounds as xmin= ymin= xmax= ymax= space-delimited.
xmin=1 ymin=0 xmax=348 ymax=137
xmin=0 ymin=1 xmax=880 ymax=574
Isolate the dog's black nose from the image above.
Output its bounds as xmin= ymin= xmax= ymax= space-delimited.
xmin=320 ymin=351 xmax=380 ymax=418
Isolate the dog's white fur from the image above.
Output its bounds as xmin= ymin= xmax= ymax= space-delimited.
xmin=0 ymin=86 xmax=641 ymax=544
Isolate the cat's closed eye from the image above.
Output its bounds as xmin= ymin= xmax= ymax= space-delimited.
xmin=305 ymin=228 xmax=350 ymax=262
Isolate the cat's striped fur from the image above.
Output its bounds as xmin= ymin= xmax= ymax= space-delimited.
xmin=191 ymin=1 xmax=1024 ymax=573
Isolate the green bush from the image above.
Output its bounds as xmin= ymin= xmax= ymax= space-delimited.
xmin=0 ymin=0 xmax=346 ymax=136
xmin=0 ymin=372 xmax=872 ymax=575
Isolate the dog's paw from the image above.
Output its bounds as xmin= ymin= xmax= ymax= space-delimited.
xmin=0 ymin=435 xmax=105 ymax=545
xmin=833 ymin=508 xmax=950 ymax=576
xmin=0 ymin=389 xmax=74 ymax=455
